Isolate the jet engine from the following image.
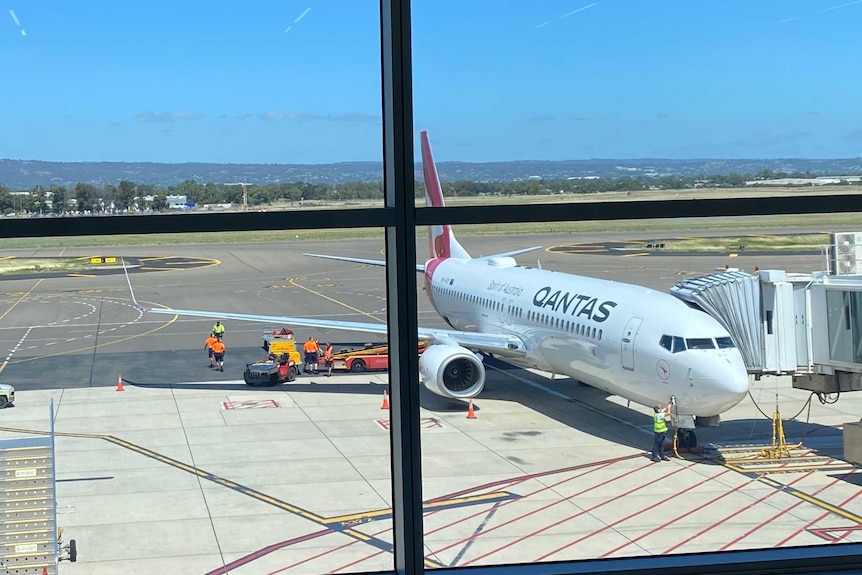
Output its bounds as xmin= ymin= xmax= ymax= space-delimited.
xmin=419 ymin=344 xmax=485 ymax=399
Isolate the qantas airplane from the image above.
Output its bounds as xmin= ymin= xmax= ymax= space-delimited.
xmin=126 ymin=131 xmax=750 ymax=419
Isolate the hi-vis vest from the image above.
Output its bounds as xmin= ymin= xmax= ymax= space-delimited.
xmin=653 ymin=412 xmax=668 ymax=433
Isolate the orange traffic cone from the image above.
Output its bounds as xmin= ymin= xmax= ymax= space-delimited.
xmin=466 ymin=399 xmax=477 ymax=419
xmin=381 ymin=389 xmax=390 ymax=410
xmin=116 ymin=374 xmax=124 ymax=392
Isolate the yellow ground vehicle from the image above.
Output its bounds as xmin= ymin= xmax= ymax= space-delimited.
xmin=261 ymin=329 xmax=303 ymax=367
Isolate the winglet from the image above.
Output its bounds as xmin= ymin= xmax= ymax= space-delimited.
xmin=122 ymin=259 xmax=151 ymax=311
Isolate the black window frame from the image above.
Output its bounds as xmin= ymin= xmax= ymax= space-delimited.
xmin=3 ymin=1 xmax=862 ymax=574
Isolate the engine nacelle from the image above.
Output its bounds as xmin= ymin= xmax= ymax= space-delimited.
xmin=419 ymin=344 xmax=485 ymax=399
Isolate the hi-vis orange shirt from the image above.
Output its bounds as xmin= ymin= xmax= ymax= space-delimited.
xmin=303 ymin=339 xmax=317 ymax=353
xmin=211 ymin=341 xmax=226 ymax=354
xmin=205 ymin=335 xmax=218 ymax=350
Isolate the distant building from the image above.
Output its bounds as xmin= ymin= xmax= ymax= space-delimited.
xmin=745 ymin=176 xmax=862 ymax=186
xmin=166 ymin=194 xmax=188 ymax=208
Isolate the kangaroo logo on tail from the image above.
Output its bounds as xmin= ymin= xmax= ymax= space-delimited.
xmin=420 ymin=131 xmax=471 ymax=261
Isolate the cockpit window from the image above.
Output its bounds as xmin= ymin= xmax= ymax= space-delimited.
xmin=716 ymin=336 xmax=735 ymax=349
xmin=661 ymin=335 xmax=687 ymax=353
xmin=659 ymin=335 xmax=672 ymax=351
xmin=686 ymin=338 xmax=716 ymax=350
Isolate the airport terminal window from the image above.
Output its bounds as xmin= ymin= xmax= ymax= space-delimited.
xmin=5 ymin=1 xmax=862 ymax=574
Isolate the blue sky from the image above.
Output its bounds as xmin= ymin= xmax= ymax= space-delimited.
xmin=2 ymin=0 xmax=861 ymax=163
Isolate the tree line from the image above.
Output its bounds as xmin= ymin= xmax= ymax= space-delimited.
xmin=0 ymin=169 xmax=858 ymax=215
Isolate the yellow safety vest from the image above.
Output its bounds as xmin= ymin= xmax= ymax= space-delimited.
xmin=654 ymin=412 xmax=668 ymax=433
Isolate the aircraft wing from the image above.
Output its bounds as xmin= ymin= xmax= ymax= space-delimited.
xmin=303 ymin=246 xmax=543 ymax=271
xmin=123 ymin=259 xmax=527 ymax=358
xmin=138 ymin=305 xmax=527 ymax=357
xmin=303 ymin=253 xmax=425 ymax=272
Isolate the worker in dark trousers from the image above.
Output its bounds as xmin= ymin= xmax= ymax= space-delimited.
xmin=204 ymin=333 xmax=219 ymax=368
xmin=211 ymin=339 xmax=226 ymax=372
xmin=323 ymin=343 xmax=334 ymax=377
xmin=651 ymin=404 xmax=671 ymax=462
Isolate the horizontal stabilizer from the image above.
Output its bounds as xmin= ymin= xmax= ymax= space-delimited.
xmin=304 ymin=252 xmax=425 ymax=272
xmin=481 ymin=246 xmax=543 ymax=259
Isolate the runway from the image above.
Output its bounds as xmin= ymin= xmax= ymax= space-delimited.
xmin=0 ymin=232 xmax=859 ymax=574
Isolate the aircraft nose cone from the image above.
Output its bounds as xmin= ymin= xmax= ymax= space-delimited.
xmin=710 ymin=353 xmax=750 ymax=414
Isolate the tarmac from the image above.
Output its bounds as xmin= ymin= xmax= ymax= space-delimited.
xmin=1 ymin=231 xmax=861 ymax=574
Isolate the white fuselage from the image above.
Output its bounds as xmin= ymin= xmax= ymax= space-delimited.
xmin=424 ymin=256 xmax=749 ymax=416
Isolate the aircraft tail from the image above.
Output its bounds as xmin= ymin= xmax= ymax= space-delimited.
xmin=421 ymin=131 xmax=471 ymax=260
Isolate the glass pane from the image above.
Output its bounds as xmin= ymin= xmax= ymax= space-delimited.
xmin=1 ymin=2 xmax=384 ymax=217
xmin=1 ymin=0 xmax=392 ymax=569
xmin=411 ymin=197 xmax=862 ymax=569
xmin=0 ymin=229 xmax=397 ymax=574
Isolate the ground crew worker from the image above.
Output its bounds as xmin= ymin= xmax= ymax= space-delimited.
xmin=212 ymin=321 xmax=225 ymax=339
xmin=211 ymin=339 xmax=226 ymax=372
xmin=204 ymin=333 xmax=219 ymax=368
xmin=651 ymin=404 xmax=672 ymax=462
xmin=303 ymin=337 xmax=319 ymax=374
xmin=323 ymin=342 xmax=334 ymax=377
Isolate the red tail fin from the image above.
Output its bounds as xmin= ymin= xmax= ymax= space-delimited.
xmin=421 ymin=131 xmax=470 ymax=260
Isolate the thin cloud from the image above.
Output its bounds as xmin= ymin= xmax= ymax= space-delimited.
xmin=561 ymin=2 xmax=598 ymax=18
xmin=8 ymin=9 xmax=26 ymax=36
xmin=535 ymin=21 xmax=550 ymax=28
xmin=817 ymin=0 xmax=862 ymax=13
xmin=778 ymin=16 xmax=799 ymax=23
xmin=259 ymin=112 xmax=381 ymax=124
xmin=529 ymin=115 xmax=557 ymax=122
xmin=286 ymin=6 xmax=311 ymax=32
xmin=294 ymin=7 xmax=311 ymax=23
xmin=135 ymin=111 xmax=203 ymax=123
xmin=656 ymin=113 xmax=671 ymax=119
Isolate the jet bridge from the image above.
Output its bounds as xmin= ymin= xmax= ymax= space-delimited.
xmin=669 ymin=232 xmax=862 ymax=397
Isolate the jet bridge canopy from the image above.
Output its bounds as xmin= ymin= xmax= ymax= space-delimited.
xmin=670 ymin=270 xmax=764 ymax=371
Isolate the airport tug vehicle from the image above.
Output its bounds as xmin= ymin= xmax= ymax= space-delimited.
xmin=0 ymin=383 xmax=14 ymax=408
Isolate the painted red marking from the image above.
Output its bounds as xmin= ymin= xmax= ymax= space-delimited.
xmin=222 ymin=399 xmax=278 ymax=410
xmin=720 ymin=470 xmax=857 ymax=550
xmin=456 ymin=462 xmax=698 ymax=565
xmin=660 ymin=469 xmax=816 ymax=554
xmin=775 ymin=480 xmax=862 ymax=547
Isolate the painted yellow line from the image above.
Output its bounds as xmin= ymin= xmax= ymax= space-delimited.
xmin=0 ymin=256 xmax=13 ymax=261
xmin=67 ymin=273 xmax=97 ymax=278
xmin=288 ymin=278 xmax=386 ymax=324
xmin=787 ymin=488 xmax=862 ymax=523
xmin=327 ymin=491 xmax=513 ymax=523
xmin=0 ymin=279 xmax=42 ymax=323
xmin=621 ymin=252 xmax=650 ymax=258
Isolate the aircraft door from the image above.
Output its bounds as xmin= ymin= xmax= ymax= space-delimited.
xmin=621 ymin=316 xmax=643 ymax=371
xmin=499 ymin=298 xmax=512 ymax=325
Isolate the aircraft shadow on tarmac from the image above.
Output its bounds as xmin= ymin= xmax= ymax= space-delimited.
xmin=475 ymin=357 xmax=844 ymax=456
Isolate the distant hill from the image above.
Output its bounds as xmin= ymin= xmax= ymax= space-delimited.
xmin=2 ymin=157 xmax=862 ymax=188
